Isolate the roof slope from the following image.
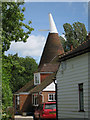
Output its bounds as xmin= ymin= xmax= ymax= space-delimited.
xmin=30 ymin=73 xmax=56 ymax=93
xmin=15 ymin=73 xmax=56 ymax=94
xmin=59 ymin=38 xmax=90 ymax=61
xmin=38 ymin=33 xmax=64 ymax=68
xmin=38 ymin=55 xmax=60 ymax=72
xmin=38 ymin=63 xmax=59 ymax=72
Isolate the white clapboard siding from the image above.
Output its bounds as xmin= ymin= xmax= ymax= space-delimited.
xmin=88 ymin=52 xmax=90 ymax=118
xmin=56 ymin=53 xmax=89 ymax=119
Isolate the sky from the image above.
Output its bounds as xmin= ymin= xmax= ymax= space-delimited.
xmin=5 ymin=2 xmax=88 ymax=64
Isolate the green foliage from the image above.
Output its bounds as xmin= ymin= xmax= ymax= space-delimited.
xmin=10 ymin=54 xmax=38 ymax=92
xmin=2 ymin=2 xmax=34 ymax=53
xmin=63 ymin=22 xmax=87 ymax=52
xmin=2 ymin=54 xmax=38 ymax=119
xmin=2 ymin=55 xmax=13 ymax=109
xmin=2 ymin=54 xmax=38 ymax=93
xmin=2 ymin=111 xmax=12 ymax=120
xmin=60 ymin=36 xmax=66 ymax=51
xmin=2 ymin=2 xmax=36 ymax=118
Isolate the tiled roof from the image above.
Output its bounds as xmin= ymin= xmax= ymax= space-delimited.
xmin=30 ymin=73 xmax=56 ymax=93
xmin=59 ymin=37 xmax=90 ymax=62
xmin=38 ymin=55 xmax=60 ymax=72
xmin=38 ymin=33 xmax=64 ymax=68
xmin=15 ymin=73 xmax=56 ymax=94
xmin=38 ymin=63 xmax=59 ymax=72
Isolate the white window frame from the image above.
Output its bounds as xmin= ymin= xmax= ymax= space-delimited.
xmin=15 ymin=95 xmax=20 ymax=106
xmin=34 ymin=73 xmax=40 ymax=85
xmin=17 ymin=95 xmax=20 ymax=105
xmin=48 ymin=93 xmax=56 ymax=102
xmin=32 ymin=93 xmax=38 ymax=106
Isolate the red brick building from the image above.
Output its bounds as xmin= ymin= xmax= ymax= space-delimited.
xmin=13 ymin=13 xmax=64 ymax=115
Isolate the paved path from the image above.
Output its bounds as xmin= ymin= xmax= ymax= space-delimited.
xmin=14 ymin=115 xmax=33 ymax=120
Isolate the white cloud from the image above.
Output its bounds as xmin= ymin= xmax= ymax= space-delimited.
xmin=5 ymin=35 xmax=46 ymax=59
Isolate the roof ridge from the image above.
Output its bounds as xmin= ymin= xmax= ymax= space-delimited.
xmin=59 ymin=38 xmax=89 ymax=58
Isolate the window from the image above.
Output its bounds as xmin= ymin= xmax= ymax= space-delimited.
xmin=48 ymin=93 xmax=56 ymax=101
xmin=32 ymin=93 xmax=38 ymax=106
xmin=79 ymin=83 xmax=84 ymax=111
xmin=15 ymin=95 xmax=20 ymax=110
xmin=16 ymin=95 xmax=20 ymax=105
xmin=34 ymin=73 xmax=40 ymax=85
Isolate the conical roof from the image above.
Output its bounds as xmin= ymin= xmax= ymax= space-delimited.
xmin=38 ymin=33 xmax=64 ymax=68
xmin=38 ymin=13 xmax=64 ymax=69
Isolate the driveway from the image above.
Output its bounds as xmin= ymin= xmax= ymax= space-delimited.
xmin=14 ymin=115 xmax=33 ymax=120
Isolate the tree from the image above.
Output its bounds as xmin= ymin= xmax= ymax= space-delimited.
xmin=2 ymin=53 xmax=38 ymax=111
xmin=60 ymin=36 xmax=66 ymax=51
xmin=62 ymin=22 xmax=87 ymax=52
xmin=2 ymin=55 xmax=13 ymax=109
xmin=3 ymin=54 xmax=38 ymax=93
xmin=2 ymin=2 xmax=34 ymax=113
xmin=2 ymin=2 xmax=34 ymax=53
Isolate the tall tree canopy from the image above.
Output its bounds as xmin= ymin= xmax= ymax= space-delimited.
xmin=62 ymin=22 xmax=87 ymax=52
xmin=2 ymin=54 xmax=38 ymax=109
xmin=3 ymin=54 xmax=38 ymax=93
xmin=2 ymin=2 xmax=36 ymax=112
xmin=2 ymin=2 xmax=34 ymax=53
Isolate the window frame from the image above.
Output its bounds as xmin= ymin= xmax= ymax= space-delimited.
xmin=34 ymin=73 xmax=40 ymax=85
xmin=17 ymin=95 xmax=20 ymax=105
xmin=48 ymin=93 xmax=56 ymax=102
xmin=78 ymin=83 xmax=84 ymax=112
xmin=16 ymin=95 xmax=20 ymax=105
xmin=32 ymin=93 xmax=38 ymax=106
xmin=15 ymin=95 xmax=20 ymax=110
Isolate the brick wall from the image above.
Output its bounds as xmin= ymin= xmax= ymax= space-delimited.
xmin=42 ymin=91 xmax=55 ymax=103
xmin=19 ymin=94 xmax=32 ymax=113
xmin=14 ymin=94 xmax=33 ymax=114
xmin=40 ymin=73 xmax=51 ymax=83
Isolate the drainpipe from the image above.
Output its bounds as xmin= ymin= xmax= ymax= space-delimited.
xmin=53 ymin=77 xmax=58 ymax=120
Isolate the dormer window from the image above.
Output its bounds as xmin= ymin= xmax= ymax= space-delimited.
xmin=34 ymin=73 xmax=40 ymax=85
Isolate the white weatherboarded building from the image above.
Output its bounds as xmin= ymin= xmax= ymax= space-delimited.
xmin=56 ymin=38 xmax=90 ymax=119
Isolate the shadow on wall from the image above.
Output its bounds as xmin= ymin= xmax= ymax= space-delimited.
xmin=20 ymin=94 xmax=33 ymax=115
